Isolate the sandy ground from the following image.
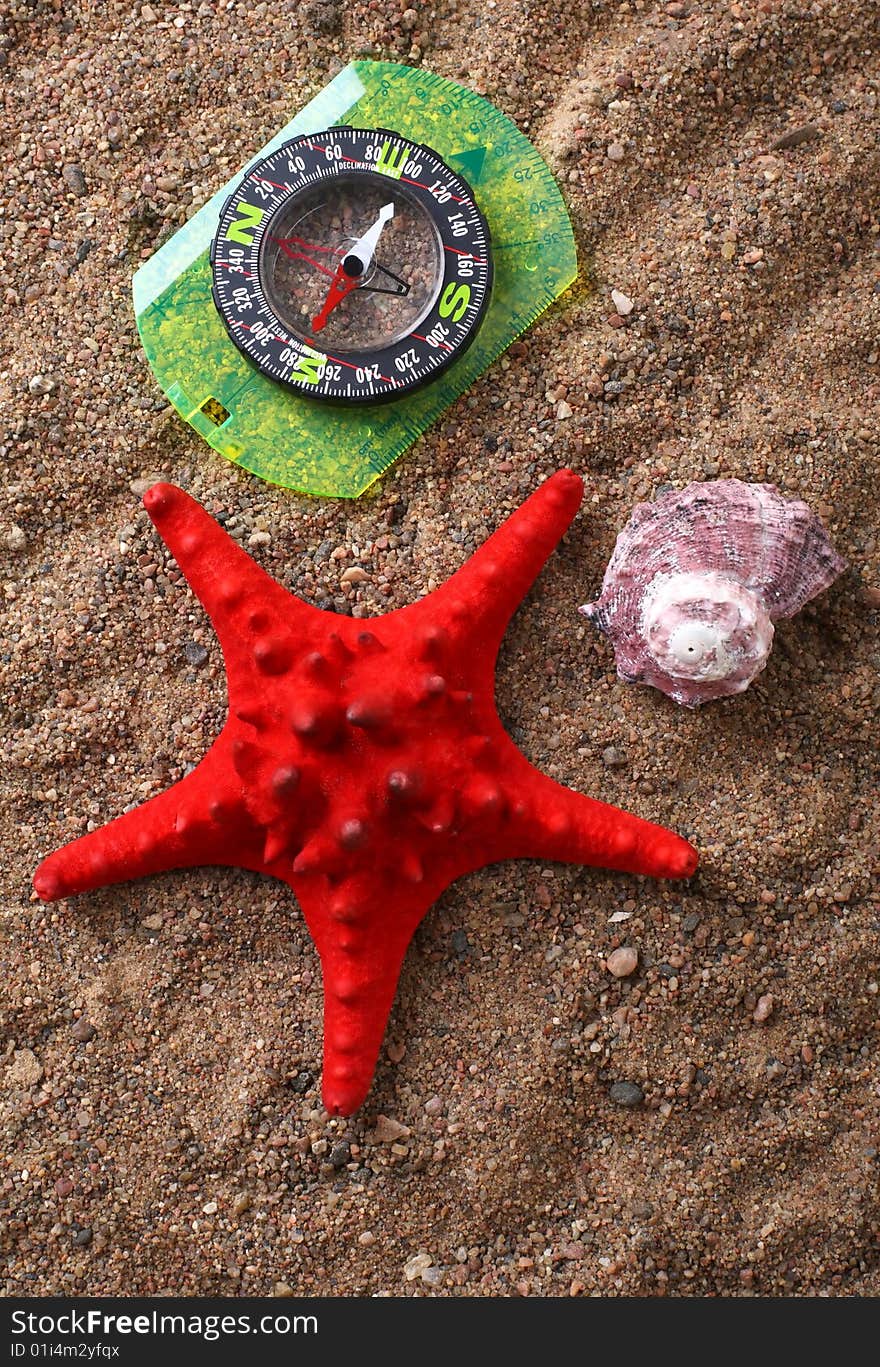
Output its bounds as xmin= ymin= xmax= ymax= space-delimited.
xmin=2 ymin=0 xmax=879 ymax=1298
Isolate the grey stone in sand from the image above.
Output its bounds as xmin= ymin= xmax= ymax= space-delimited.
xmin=185 ymin=641 xmax=209 ymax=667
xmin=771 ymin=123 xmax=820 ymax=150
xmin=451 ymin=929 xmax=471 ymax=956
xmin=62 ymin=164 xmax=88 ymax=196
xmin=329 ymin=1142 xmax=350 ymax=1169
xmin=609 ymin=1081 xmax=644 ymax=1108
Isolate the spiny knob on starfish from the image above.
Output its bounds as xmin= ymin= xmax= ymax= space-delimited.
xmin=33 ymin=469 xmax=698 ymax=1117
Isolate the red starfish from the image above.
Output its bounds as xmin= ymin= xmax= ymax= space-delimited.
xmin=33 ymin=471 xmax=697 ymax=1116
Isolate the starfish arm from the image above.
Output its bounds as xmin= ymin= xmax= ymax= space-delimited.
xmin=410 ymin=468 xmax=583 ymax=653
xmin=495 ymin=743 xmax=698 ymax=880
xmin=32 ymin=741 xmax=255 ymax=901
xmin=298 ymin=880 xmax=429 ymax=1116
xmin=142 ymin=484 xmax=322 ymax=692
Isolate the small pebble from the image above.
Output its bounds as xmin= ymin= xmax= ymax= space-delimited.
xmin=609 ymin=1081 xmax=644 ymax=1108
xmin=770 ymin=123 xmax=820 ymax=151
xmin=403 ymin=1251 xmax=434 ymax=1281
xmin=329 ymin=1141 xmax=350 ymax=1168
xmin=602 ymin=746 xmax=627 ymax=768
xmin=371 ymin=1115 xmax=410 ymax=1144
xmin=606 ymin=142 xmax=626 ymax=162
xmin=611 ymin=289 xmax=634 ymax=316
xmin=184 ymin=641 xmax=209 ymax=667
xmin=451 ymin=929 xmax=470 ymax=956
xmin=8 ymin=1049 xmax=43 ymax=1086
xmin=606 ymin=946 xmax=638 ymax=978
xmin=62 ymin=163 xmax=88 ymax=196
xmin=753 ymin=994 xmax=775 ymax=1024
xmin=28 ymin=375 xmax=55 ymax=395
xmin=71 ymin=1019 xmax=97 ymax=1043
xmin=6 ymin=525 xmax=27 ymax=553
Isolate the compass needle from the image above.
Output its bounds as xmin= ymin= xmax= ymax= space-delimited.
xmin=310 ymin=201 xmax=395 ymax=333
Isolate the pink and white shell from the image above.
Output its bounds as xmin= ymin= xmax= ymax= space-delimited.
xmin=580 ymin=480 xmax=846 ymax=707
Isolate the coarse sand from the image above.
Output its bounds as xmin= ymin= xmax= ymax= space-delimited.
xmin=1 ymin=0 xmax=879 ymax=1297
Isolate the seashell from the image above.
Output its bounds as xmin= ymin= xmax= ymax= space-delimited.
xmin=580 ymin=480 xmax=846 ymax=707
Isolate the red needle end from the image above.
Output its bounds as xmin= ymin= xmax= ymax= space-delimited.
xmin=311 ymin=263 xmax=360 ymax=335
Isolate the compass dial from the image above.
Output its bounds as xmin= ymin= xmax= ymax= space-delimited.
xmin=210 ymin=127 xmax=493 ymax=404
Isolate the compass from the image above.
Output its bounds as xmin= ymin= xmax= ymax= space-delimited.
xmin=210 ymin=126 xmax=493 ymax=404
xmin=134 ymin=60 xmax=577 ymax=494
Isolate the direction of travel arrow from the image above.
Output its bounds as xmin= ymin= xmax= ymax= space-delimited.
xmin=448 ymin=145 xmax=487 ymax=184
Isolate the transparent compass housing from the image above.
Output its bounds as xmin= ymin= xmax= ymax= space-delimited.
xmin=260 ymin=174 xmax=443 ymax=353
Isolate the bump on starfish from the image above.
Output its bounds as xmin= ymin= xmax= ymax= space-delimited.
xmin=33 ymin=470 xmax=698 ymax=1116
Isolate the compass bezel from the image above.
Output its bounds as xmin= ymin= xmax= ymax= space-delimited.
xmin=210 ymin=126 xmax=493 ymax=406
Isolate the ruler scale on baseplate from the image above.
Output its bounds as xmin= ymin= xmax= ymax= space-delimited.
xmin=133 ymin=62 xmax=577 ymax=498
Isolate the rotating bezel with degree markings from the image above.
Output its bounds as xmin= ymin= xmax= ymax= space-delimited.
xmin=210 ymin=126 xmax=493 ymax=404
